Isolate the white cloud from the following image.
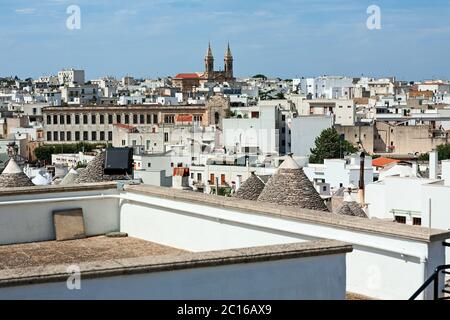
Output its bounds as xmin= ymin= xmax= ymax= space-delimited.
xmin=15 ymin=8 xmax=36 ymax=15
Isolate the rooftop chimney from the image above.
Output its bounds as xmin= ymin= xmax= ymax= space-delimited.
xmin=358 ymin=152 xmax=365 ymax=205
xmin=429 ymin=150 xmax=438 ymax=179
xmin=442 ymin=160 xmax=450 ymax=186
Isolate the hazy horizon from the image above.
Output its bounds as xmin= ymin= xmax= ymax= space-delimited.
xmin=1 ymin=0 xmax=450 ymax=81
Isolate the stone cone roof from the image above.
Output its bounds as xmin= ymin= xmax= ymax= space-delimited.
xmin=0 ymin=159 xmax=34 ymax=188
xmin=257 ymin=156 xmax=329 ymax=212
xmin=74 ymin=152 xmax=127 ymax=184
xmin=335 ymin=190 xmax=367 ymax=218
xmin=234 ymin=173 xmax=266 ymax=201
xmin=60 ymin=168 xmax=79 ymax=185
xmin=336 ymin=202 xmax=367 ymax=218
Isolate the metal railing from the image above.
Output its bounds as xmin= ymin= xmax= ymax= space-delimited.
xmin=410 ymin=241 xmax=450 ymax=300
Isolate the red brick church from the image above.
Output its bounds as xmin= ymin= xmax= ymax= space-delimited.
xmin=173 ymin=43 xmax=235 ymax=94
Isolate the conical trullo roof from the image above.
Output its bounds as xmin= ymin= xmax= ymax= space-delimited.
xmin=335 ymin=189 xmax=367 ymax=218
xmin=336 ymin=202 xmax=368 ymax=218
xmin=60 ymin=168 xmax=79 ymax=185
xmin=257 ymin=156 xmax=329 ymax=212
xmin=74 ymin=152 xmax=127 ymax=183
xmin=0 ymin=159 xmax=34 ymax=188
xmin=234 ymin=172 xmax=266 ymax=201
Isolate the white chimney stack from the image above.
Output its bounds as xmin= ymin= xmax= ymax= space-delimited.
xmin=411 ymin=162 xmax=418 ymax=177
xmin=429 ymin=150 xmax=438 ymax=179
xmin=442 ymin=160 xmax=450 ymax=186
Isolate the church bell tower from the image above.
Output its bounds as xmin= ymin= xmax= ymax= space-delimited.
xmin=204 ymin=42 xmax=214 ymax=79
xmin=224 ymin=43 xmax=234 ymax=80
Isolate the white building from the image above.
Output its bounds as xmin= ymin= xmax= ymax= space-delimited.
xmin=51 ymin=152 xmax=96 ymax=168
xmin=0 ymin=182 xmax=447 ymax=299
xmin=58 ymin=69 xmax=85 ymax=85
xmin=295 ymin=98 xmax=355 ymax=126
xmin=290 ymin=115 xmax=333 ymax=158
xmin=298 ymin=76 xmax=353 ymax=99
xmin=304 ymin=154 xmax=374 ymax=192
xmin=222 ymin=104 xmax=284 ymax=156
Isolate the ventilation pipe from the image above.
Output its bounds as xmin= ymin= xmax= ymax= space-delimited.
xmin=358 ymin=152 xmax=365 ymax=205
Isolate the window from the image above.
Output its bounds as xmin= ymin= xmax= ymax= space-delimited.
xmin=122 ymin=140 xmax=126 ymax=146
xmin=47 ymin=131 xmax=52 ymax=141
xmin=108 ymin=115 xmax=113 ymax=124
xmin=221 ymin=174 xmax=226 ymax=185
xmin=395 ymin=216 xmax=406 ymax=224
xmin=281 ymin=115 xmax=286 ymax=121
xmin=164 ymin=115 xmax=175 ymax=124
xmin=59 ymin=115 xmax=65 ymax=125
xmin=75 ymin=131 xmax=80 ymax=141
xmin=108 ymin=131 xmax=113 ymax=141
xmin=282 ymin=127 xmax=286 ymax=134
xmin=91 ymin=132 xmax=97 ymax=141
xmin=91 ymin=114 xmax=96 ymax=124
xmin=148 ymin=163 xmax=151 ymax=168
xmin=132 ymin=140 xmax=137 ymax=147
xmin=323 ymin=186 xmax=327 ymax=192
xmin=75 ymin=115 xmax=80 ymax=124
xmin=117 ymin=115 xmax=121 ymax=124
xmin=339 ymin=105 xmax=343 ymax=108
xmin=251 ymin=111 xmax=260 ymax=119
xmin=197 ymin=173 xmax=202 ymax=181
xmin=66 ymin=115 xmax=71 ymax=124
xmin=164 ymin=132 xmax=169 ymax=142
xmin=140 ymin=114 xmax=145 ymax=124
xmin=46 ymin=115 xmax=52 ymax=124
xmin=210 ymin=174 xmax=215 ymax=185
xmin=133 ymin=114 xmax=138 ymax=124
xmin=100 ymin=114 xmax=105 ymax=124
xmin=53 ymin=132 xmax=58 ymax=141
xmin=146 ymin=140 xmax=151 ymax=150
xmin=66 ymin=132 xmax=72 ymax=141
xmin=413 ymin=218 xmax=422 ymax=226
xmin=146 ymin=114 xmax=151 ymax=124
xmin=125 ymin=115 xmax=130 ymax=124
xmin=53 ymin=115 xmax=58 ymax=125
xmin=153 ymin=114 xmax=158 ymax=123
xmin=100 ymin=131 xmax=105 ymax=141
xmin=83 ymin=131 xmax=88 ymax=141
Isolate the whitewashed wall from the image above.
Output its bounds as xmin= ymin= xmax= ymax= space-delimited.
xmin=0 ymin=189 xmax=120 ymax=245
xmin=0 ymin=254 xmax=346 ymax=300
xmin=120 ymin=191 xmax=446 ymax=300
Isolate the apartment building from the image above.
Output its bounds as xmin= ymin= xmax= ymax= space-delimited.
xmin=42 ymin=96 xmax=229 ymax=144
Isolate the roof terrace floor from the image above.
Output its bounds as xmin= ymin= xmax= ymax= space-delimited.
xmin=0 ymin=236 xmax=186 ymax=270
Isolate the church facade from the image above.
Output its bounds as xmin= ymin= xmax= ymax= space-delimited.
xmin=173 ymin=43 xmax=235 ymax=94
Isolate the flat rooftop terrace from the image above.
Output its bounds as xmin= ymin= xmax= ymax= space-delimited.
xmin=0 ymin=236 xmax=185 ymax=271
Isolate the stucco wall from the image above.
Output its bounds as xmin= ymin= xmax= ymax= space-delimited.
xmin=0 ymin=254 xmax=346 ymax=300
xmin=120 ymin=190 xmax=446 ymax=300
xmin=0 ymin=188 xmax=120 ymax=245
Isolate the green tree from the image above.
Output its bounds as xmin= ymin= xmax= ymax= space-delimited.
xmin=34 ymin=142 xmax=100 ymax=163
xmin=437 ymin=143 xmax=450 ymax=160
xmin=252 ymin=74 xmax=267 ymax=80
xmin=309 ymin=128 xmax=358 ymax=164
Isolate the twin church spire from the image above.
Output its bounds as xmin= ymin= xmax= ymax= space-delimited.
xmin=204 ymin=42 xmax=234 ymax=80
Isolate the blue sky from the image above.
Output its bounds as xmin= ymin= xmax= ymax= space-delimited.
xmin=1 ymin=0 xmax=450 ymax=81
